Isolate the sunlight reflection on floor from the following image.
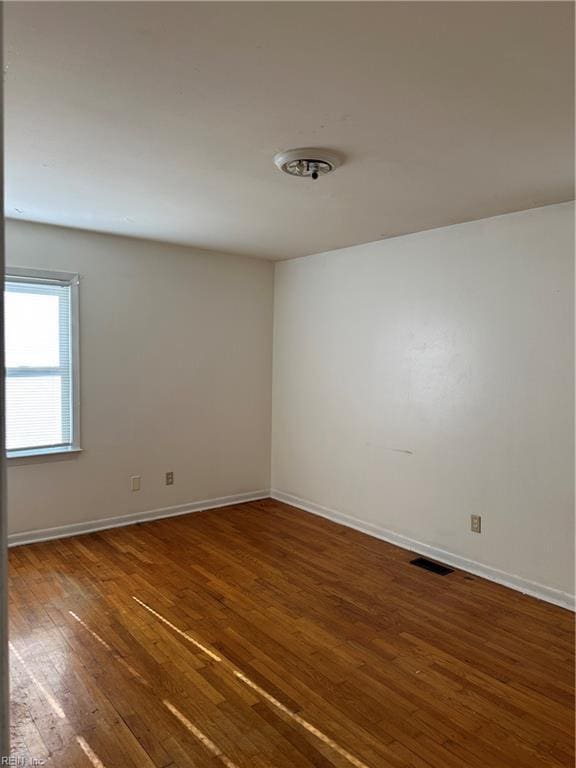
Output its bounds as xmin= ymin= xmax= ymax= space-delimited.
xmin=132 ymin=596 xmax=371 ymax=768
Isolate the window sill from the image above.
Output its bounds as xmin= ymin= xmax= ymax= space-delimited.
xmin=7 ymin=446 xmax=83 ymax=465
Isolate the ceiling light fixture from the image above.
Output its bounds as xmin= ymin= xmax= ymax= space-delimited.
xmin=273 ymin=148 xmax=341 ymax=180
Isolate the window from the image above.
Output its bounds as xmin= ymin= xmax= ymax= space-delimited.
xmin=5 ymin=268 xmax=80 ymax=458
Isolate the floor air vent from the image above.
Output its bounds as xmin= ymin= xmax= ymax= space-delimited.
xmin=410 ymin=557 xmax=454 ymax=576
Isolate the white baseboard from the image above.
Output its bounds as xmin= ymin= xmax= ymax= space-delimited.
xmin=10 ymin=487 xmax=574 ymax=612
xmin=271 ymin=489 xmax=575 ymax=612
xmin=8 ymin=490 xmax=271 ymax=547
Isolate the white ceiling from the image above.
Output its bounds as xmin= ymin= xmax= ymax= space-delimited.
xmin=5 ymin=2 xmax=574 ymax=260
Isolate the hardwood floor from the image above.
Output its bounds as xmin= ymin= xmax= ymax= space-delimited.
xmin=8 ymin=499 xmax=575 ymax=768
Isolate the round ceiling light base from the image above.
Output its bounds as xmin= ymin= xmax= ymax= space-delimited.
xmin=273 ymin=148 xmax=341 ymax=180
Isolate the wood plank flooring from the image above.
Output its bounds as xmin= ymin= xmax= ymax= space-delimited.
xmin=8 ymin=499 xmax=575 ymax=768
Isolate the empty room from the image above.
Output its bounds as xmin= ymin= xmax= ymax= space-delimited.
xmin=0 ymin=2 xmax=574 ymax=767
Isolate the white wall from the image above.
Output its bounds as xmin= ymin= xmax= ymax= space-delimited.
xmin=6 ymin=220 xmax=274 ymax=536
xmin=272 ymin=203 xmax=575 ymax=600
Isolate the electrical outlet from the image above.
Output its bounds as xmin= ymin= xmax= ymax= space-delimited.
xmin=471 ymin=514 xmax=482 ymax=533
xmin=165 ymin=471 xmax=174 ymax=486
xmin=131 ymin=475 xmax=141 ymax=492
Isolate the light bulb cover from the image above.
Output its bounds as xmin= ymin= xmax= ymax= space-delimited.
xmin=273 ymin=148 xmax=341 ymax=179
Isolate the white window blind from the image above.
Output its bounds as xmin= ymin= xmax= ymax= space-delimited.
xmin=5 ymin=269 xmax=80 ymax=457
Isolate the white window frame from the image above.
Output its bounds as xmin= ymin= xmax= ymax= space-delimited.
xmin=5 ymin=267 xmax=81 ymax=460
